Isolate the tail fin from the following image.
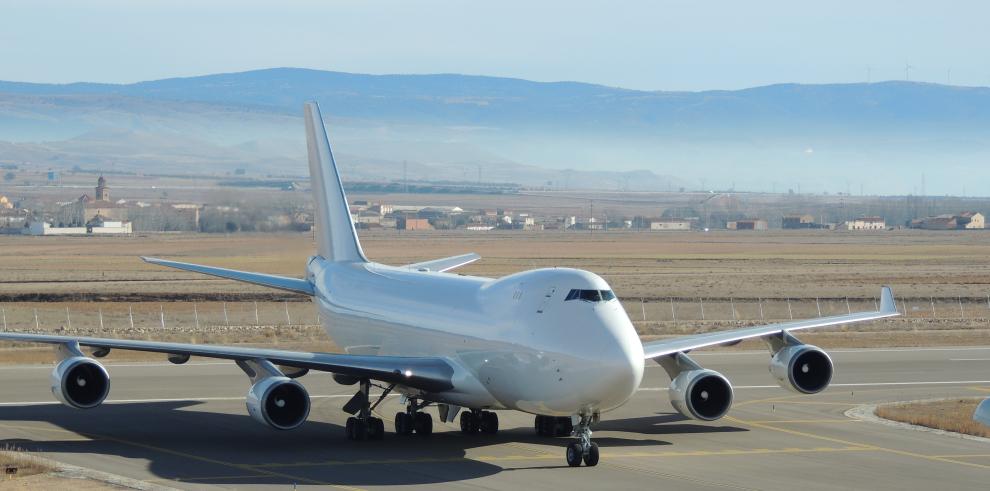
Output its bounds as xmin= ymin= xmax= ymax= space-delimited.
xmin=304 ymin=101 xmax=367 ymax=263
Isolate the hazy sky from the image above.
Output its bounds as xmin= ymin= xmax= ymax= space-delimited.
xmin=2 ymin=0 xmax=987 ymax=90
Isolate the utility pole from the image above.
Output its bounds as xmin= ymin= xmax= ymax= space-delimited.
xmin=589 ymin=200 xmax=594 ymax=235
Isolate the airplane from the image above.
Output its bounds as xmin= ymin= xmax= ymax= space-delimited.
xmin=0 ymin=102 xmax=900 ymax=467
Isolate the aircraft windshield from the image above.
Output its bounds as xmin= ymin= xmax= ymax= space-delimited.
xmin=565 ymin=289 xmax=616 ymax=302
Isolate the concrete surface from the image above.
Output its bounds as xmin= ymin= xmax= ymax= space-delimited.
xmin=1 ymin=346 xmax=988 ymax=490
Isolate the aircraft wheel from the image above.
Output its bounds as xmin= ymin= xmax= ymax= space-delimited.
xmin=395 ymin=412 xmax=414 ymax=435
xmin=367 ymin=417 xmax=385 ymax=440
xmin=583 ymin=442 xmax=599 ymax=466
xmin=460 ymin=411 xmax=478 ymax=434
xmin=414 ymin=412 xmax=433 ymax=436
xmin=565 ymin=442 xmax=584 ymax=467
xmin=480 ymin=411 xmax=499 ymax=434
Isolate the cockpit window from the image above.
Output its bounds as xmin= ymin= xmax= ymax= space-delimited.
xmin=565 ymin=289 xmax=615 ymax=302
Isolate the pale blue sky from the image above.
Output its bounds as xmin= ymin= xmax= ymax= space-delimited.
xmin=1 ymin=0 xmax=987 ymax=90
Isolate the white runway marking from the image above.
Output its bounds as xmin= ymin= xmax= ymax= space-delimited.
xmin=949 ymin=358 xmax=990 ymax=361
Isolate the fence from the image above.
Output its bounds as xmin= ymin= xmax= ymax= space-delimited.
xmin=624 ymin=296 xmax=990 ymax=323
xmin=0 ymin=296 xmax=988 ymax=333
xmin=0 ymin=301 xmax=318 ymax=332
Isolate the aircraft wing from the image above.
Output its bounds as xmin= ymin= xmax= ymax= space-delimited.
xmin=404 ymin=253 xmax=481 ymax=273
xmin=141 ymin=257 xmax=314 ymax=296
xmin=642 ymin=286 xmax=899 ymax=359
xmin=0 ymin=332 xmax=454 ymax=392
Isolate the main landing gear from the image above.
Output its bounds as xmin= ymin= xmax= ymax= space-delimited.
xmin=534 ymin=415 xmax=572 ymax=437
xmin=394 ymin=398 xmax=433 ymax=436
xmin=343 ymin=379 xmax=391 ymax=441
xmin=460 ymin=410 xmax=499 ymax=434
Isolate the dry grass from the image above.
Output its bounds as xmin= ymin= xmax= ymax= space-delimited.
xmin=876 ymin=398 xmax=990 ymax=438
xmin=0 ymin=446 xmax=56 ymax=479
xmin=1 ymin=229 xmax=990 ymax=363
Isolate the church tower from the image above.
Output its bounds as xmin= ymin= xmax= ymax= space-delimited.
xmin=95 ymin=176 xmax=109 ymax=202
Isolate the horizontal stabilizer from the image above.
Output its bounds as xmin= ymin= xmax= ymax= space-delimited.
xmin=404 ymin=253 xmax=481 ymax=273
xmin=141 ymin=257 xmax=314 ymax=296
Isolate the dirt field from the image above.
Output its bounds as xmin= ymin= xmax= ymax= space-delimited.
xmin=0 ymin=229 xmax=988 ymax=363
xmin=876 ymin=398 xmax=990 ymax=438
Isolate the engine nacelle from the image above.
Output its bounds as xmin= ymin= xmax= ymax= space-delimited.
xmin=770 ymin=344 xmax=833 ymax=394
xmin=669 ymin=369 xmax=733 ymax=421
xmin=50 ymin=357 xmax=110 ymax=409
xmin=246 ymin=376 xmax=310 ymax=430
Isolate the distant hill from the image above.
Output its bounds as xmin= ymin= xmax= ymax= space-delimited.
xmin=1 ymin=68 xmax=989 ymax=193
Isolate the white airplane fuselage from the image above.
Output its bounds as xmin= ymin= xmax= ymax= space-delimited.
xmin=307 ymin=257 xmax=645 ymax=416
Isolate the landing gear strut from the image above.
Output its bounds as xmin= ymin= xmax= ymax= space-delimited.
xmin=394 ymin=398 xmax=433 ymax=436
xmin=460 ymin=410 xmax=499 ymax=434
xmin=343 ymin=379 xmax=391 ymax=441
xmin=565 ymin=414 xmax=599 ymax=467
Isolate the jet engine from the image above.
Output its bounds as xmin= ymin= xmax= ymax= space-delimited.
xmin=769 ymin=344 xmax=833 ymax=394
xmin=50 ymin=357 xmax=110 ymax=409
xmin=669 ymin=369 xmax=733 ymax=421
xmin=246 ymin=376 xmax=311 ymax=430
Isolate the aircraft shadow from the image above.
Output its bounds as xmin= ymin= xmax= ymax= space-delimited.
xmin=597 ymin=412 xmax=748 ymax=435
xmin=0 ymin=404 xmax=744 ymax=486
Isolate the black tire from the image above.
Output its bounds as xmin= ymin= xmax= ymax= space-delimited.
xmin=566 ymin=442 xmax=583 ymax=467
xmin=480 ymin=411 xmax=499 ymax=434
xmin=345 ymin=417 xmax=355 ymax=440
xmin=460 ymin=411 xmax=477 ymax=434
xmin=535 ymin=415 xmax=544 ymax=435
xmin=414 ymin=412 xmax=433 ymax=436
xmin=353 ymin=419 xmax=368 ymax=441
xmin=369 ymin=417 xmax=385 ymax=440
xmin=583 ymin=443 xmax=599 ymax=467
xmin=394 ymin=412 xmax=406 ymax=435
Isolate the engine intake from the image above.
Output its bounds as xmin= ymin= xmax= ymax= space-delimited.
xmin=51 ymin=357 xmax=110 ymax=409
xmin=246 ymin=377 xmax=310 ymax=430
xmin=770 ymin=344 xmax=833 ymax=394
xmin=669 ymin=369 xmax=733 ymax=421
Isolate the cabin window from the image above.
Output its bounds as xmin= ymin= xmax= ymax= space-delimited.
xmin=565 ymin=289 xmax=615 ymax=303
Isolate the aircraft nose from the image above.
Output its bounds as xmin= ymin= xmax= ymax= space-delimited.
xmin=591 ymin=324 xmax=644 ymax=409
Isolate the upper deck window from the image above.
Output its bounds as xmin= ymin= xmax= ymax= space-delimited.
xmin=565 ymin=289 xmax=616 ymax=302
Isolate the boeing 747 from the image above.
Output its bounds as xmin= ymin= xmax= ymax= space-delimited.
xmin=0 ymin=102 xmax=900 ymax=467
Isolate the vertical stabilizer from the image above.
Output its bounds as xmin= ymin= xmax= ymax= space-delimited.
xmin=304 ymin=102 xmax=367 ymax=263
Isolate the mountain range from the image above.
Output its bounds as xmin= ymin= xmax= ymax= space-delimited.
xmin=2 ymin=68 xmax=989 ymax=193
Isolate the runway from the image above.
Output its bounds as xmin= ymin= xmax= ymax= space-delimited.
xmin=1 ymin=346 xmax=988 ymax=490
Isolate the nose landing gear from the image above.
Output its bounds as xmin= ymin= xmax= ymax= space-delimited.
xmin=565 ymin=414 xmax=599 ymax=467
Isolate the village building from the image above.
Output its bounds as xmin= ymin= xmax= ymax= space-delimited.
xmin=650 ymin=218 xmax=692 ymax=231
xmin=844 ymin=216 xmax=886 ymax=230
xmin=727 ymin=219 xmax=768 ymax=230
xmin=909 ymin=212 xmax=985 ymax=230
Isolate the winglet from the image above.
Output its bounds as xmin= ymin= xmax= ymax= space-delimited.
xmin=304 ymin=101 xmax=368 ymax=263
xmin=879 ymin=286 xmax=896 ymax=314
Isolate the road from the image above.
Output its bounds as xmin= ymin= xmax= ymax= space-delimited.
xmin=0 ymin=346 xmax=988 ymax=490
